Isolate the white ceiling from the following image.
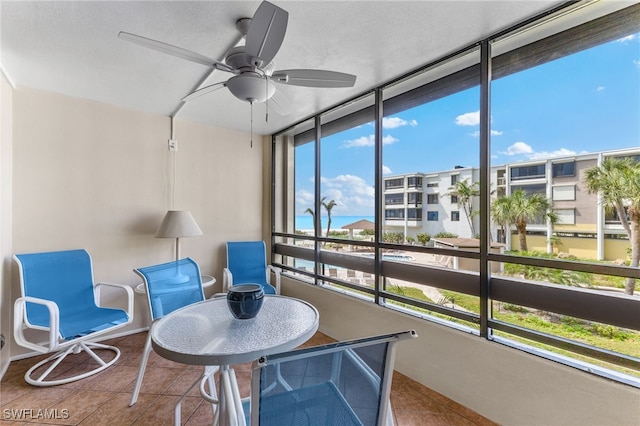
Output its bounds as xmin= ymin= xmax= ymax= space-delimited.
xmin=1 ymin=1 xmax=564 ymax=135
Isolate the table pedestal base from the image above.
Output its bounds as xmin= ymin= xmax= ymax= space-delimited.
xmin=218 ymin=365 xmax=246 ymax=426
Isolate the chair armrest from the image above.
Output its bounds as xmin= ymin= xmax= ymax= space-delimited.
xmin=13 ymin=296 xmax=60 ymax=353
xmin=267 ymin=265 xmax=281 ymax=294
xmin=95 ymin=282 xmax=134 ymax=320
xmin=222 ymin=268 xmax=233 ymax=293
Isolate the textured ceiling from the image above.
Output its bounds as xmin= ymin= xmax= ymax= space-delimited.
xmin=1 ymin=1 xmax=564 ymax=135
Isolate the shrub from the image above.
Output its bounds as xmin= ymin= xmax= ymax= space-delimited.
xmin=382 ymin=231 xmax=404 ymax=244
xmin=502 ymin=303 xmax=528 ymax=313
xmin=592 ymin=324 xmax=632 ymax=341
xmin=434 ymin=232 xmax=459 ymax=238
xmin=416 ymin=233 xmax=431 ymax=245
xmin=328 ymin=230 xmax=349 ymax=238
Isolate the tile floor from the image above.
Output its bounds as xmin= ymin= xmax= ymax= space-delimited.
xmin=1 ymin=331 xmax=496 ymax=425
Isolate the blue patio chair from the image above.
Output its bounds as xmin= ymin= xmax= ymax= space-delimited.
xmin=223 ymin=241 xmax=281 ymax=295
xmin=129 ymin=257 xmax=219 ymax=424
xmin=13 ymin=249 xmax=133 ymax=386
xmin=244 ymin=330 xmax=417 ymax=426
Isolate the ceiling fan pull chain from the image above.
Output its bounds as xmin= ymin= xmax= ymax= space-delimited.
xmin=265 ymin=77 xmax=269 ymax=123
xmin=250 ymin=101 xmax=253 ymax=148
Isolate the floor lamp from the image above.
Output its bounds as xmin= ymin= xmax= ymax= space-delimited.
xmin=155 ymin=210 xmax=203 ymax=261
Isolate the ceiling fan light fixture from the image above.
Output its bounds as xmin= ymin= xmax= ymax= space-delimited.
xmin=227 ymin=73 xmax=275 ymax=103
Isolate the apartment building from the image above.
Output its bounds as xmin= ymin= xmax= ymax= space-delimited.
xmin=384 ymin=147 xmax=639 ymax=260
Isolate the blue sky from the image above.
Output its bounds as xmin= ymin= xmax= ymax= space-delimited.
xmin=296 ymin=33 xmax=640 ymax=217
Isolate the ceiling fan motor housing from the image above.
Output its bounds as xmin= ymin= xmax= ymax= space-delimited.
xmin=227 ymin=73 xmax=276 ymax=103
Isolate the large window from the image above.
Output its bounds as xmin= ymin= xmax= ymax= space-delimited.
xmin=407 ymin=192 xmax=422 ymax=205
xmin=385 ymin=193 xmax=404 ymax=205
xmin=510 ymin=164 xmax=545 ymax=180
xmin=407 ymin=176 xmax=423 ymax=189
xmin=552 ymin=161 xmax=576 ymax=177
xmin=385 ymin=178 xmax=403 ymax=189
xmin=273 ymin=2 xmax=640 ymax=387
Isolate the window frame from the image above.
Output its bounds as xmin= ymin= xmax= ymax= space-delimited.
xmin=271 ymin=2 xmax=640 ymax=388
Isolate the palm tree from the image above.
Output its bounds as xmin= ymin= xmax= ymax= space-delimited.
xmin=447 ymin=179 xmax=480 ymax=236
xmin=304 ymin=207 xmax=317 ymax=234
xmin=306 ymin=197 xmax=337 ymax=237
xmin=585 ymin=158 xmax=640 ymax=295
xmin=490 ymin=195 xmax=513 ymax=245
xmin=322 ymin=198 xmax=337 ymax=237
xmin=492 ymin=189 xmax=557 ymax=252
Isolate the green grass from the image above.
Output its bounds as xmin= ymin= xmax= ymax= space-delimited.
xmin=326 ymin=271 xmax=639 ymax=377
xmin=390 ymin=286 xmax=640 ymax=377
xmin=502 ymin=250 xmax=638 ymax=291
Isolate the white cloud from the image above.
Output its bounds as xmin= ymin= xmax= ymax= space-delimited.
xmin=634 ymin=59 xmax=640 ymax=68
xmin=342 ymin=135 xmax=374 ymax=148
xmin=596 ymin=86 xmax=605 ymax=92
xmin=455 ymin=111 xmax=480 ymax=126
xmin=342 ymin=134 xmax=399 ymax=148
xmin=496 ymin=143 xmax=586 ymax=161
xmin=382 ymin=135 xmax=399 ymax=145
xmin=529 ymin=148 xmax=578 ymax=160
xmin=616 ymin=34 xmax=637 ymax=43
xmin=296 ymin=189 xmax=314 ymax=209
xmin=319 ymin=174 xmax=375 ymax=215
xmin=382 ymin=117 xmax=418 ymax=129
xmin=500 ymin=142 xmax=533 ymax=156
xmin=382 ymin=165 xmax=392 ymax=175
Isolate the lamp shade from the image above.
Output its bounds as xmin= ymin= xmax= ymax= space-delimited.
xmin=155 ymin=210 xmax=203 ymax=238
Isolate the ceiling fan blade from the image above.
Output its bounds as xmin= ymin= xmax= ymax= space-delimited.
xmin=271 ymin=69 xmax=357 ymax=88
xmin=245 ymin=1 xmax=288 ymax=67
xmin=118 ymin=31 xmax=234 ymax=73
xmin=182 ymin=82 xmax=227 ymax=102
xmin=270 ymin=90 xmax=292 ymax=116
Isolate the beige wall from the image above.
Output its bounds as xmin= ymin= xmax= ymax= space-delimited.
xmin=7 ymin=88 xmax=265 ymax=359
xmin=604 ymin=238 xmax=631 ymax=262
xmin=282 ymin=278 xmax=640 ymax=425
xmin=1 ymin=72 xmax=14 ymax=376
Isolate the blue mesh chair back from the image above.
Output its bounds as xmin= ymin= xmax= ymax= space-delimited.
xmin=129 ymin=257 xmax=216 ymax=411
xmin=246 ymin=330 xmax=417 ymax=426
xmin=135 ymin=257 xmax=205 ymax=320
xmin=226 ymin=241 xmax=276 ymax=294
xmin=15 ymin=249 xmax=129 ymax=339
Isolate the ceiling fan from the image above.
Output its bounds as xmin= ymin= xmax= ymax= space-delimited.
xmin=118 ymin=1 xmax=357 ymax=112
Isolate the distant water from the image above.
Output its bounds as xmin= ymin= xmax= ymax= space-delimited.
xmin=295 ymin=215 xmax=375 ymax=231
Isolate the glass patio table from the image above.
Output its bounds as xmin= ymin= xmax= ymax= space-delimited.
xmin=150 ymin=294 xmax=319 ymax=426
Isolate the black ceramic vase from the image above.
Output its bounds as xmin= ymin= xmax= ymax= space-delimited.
xmin=227 ymin=284 xmax=264 ymax=319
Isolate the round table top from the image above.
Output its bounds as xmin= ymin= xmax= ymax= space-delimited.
xmin=150 ymin=295 xmax=319 ymax=366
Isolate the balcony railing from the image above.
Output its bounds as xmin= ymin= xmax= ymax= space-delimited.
xmin=270 ymin=234 xmax=640 ymax=386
